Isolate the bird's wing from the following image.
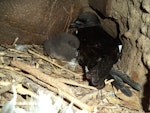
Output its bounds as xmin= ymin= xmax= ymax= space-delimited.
xmin=110 ymin=69 xmax=142 ymax=91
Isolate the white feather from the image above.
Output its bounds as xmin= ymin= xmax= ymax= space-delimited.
xmin=2 ymin=86 xmax=89 ymax=113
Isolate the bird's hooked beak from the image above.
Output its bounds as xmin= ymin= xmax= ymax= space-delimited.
xmin=70 ymin=20 xmax=100 ymax=29
xmin=69 ymin=20 xmax=84 ymax=28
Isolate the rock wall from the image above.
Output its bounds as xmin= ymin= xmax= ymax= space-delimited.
xmin=89 ymin=0 xmax=150 ymax=111
xmin=111 ymin=0 xmax=150 ymax=87
xmin=0 ymin=0 xmax=81 ymax=44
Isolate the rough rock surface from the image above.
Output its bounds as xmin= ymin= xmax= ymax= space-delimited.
xmin=110 ymin=0 xmax=150 ymax=86
xmin=0 ymin=0 xmax=81 ymax=44
xmin=89 ymin=0 xmax=113 ymax=16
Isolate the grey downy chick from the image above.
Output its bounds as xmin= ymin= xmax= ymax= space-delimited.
xmin=43 ymin=33 xmax=79 ymax=61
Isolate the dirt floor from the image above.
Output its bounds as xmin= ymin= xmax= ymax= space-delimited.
xmin=0 ymin=44 xmax=144 ymax=113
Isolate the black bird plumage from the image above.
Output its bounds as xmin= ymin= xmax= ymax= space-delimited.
xmin=70 ymin=12 xmax=119 ymax=89
xmin=70 ymin=12 xmax=141 ymax=96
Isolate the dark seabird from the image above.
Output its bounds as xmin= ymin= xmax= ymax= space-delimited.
xmin=70 ymin=12 xmax=141 ymax=96
xmin=70 ymin=12 xmax=119 ymax=89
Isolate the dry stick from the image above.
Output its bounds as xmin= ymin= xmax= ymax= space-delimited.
xmin=58 ymin=78 xmax=97 ymax=90
xmin=0 ymin=81 xmax=20 ymax=95
xmin=22 ymin=71 xmax=95 ymax=91
xmin=22 ymin=78 xmax=80 ymax=110
xmin=28 ymin=50 xmax=83 ymax=78
xmin=0 ymin=65 xmax=20 ymax=71
xmin=16 ymin=84 xmax=38 ymax=98
xmin=11 ymin=60 xmax=95 ymax=111
xmin=81 ymin=91 xmax=98 ymax=103
xmin=0 ymin=84 xmax=12 ymax=94
xmin=11 ymin=60 xmax=73 ymax=96
xmin=22 ymin=77 xmax=95 ymax=111
xmin=12 ymin=37 xmax=19 ymax=46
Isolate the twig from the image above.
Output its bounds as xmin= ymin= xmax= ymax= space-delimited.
xmin=11 ymin=60 xmax=95 ymax=112
xmin=0 ymin=84 xmax=12 ymax=94
xmin=11 ymin=60 xmax=74 ymax=96
xmin=0 ymin=65 xmax=20 ymax=71
xmin=16 ymin=84 xmax=38 ymax=98
xmin=58 ymin=78 xmax=97 ymax=90
xmin=28 ymin=49 xmax=83 ymax=78
xmin=12 ymin=37 xmax=19 ymax=46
